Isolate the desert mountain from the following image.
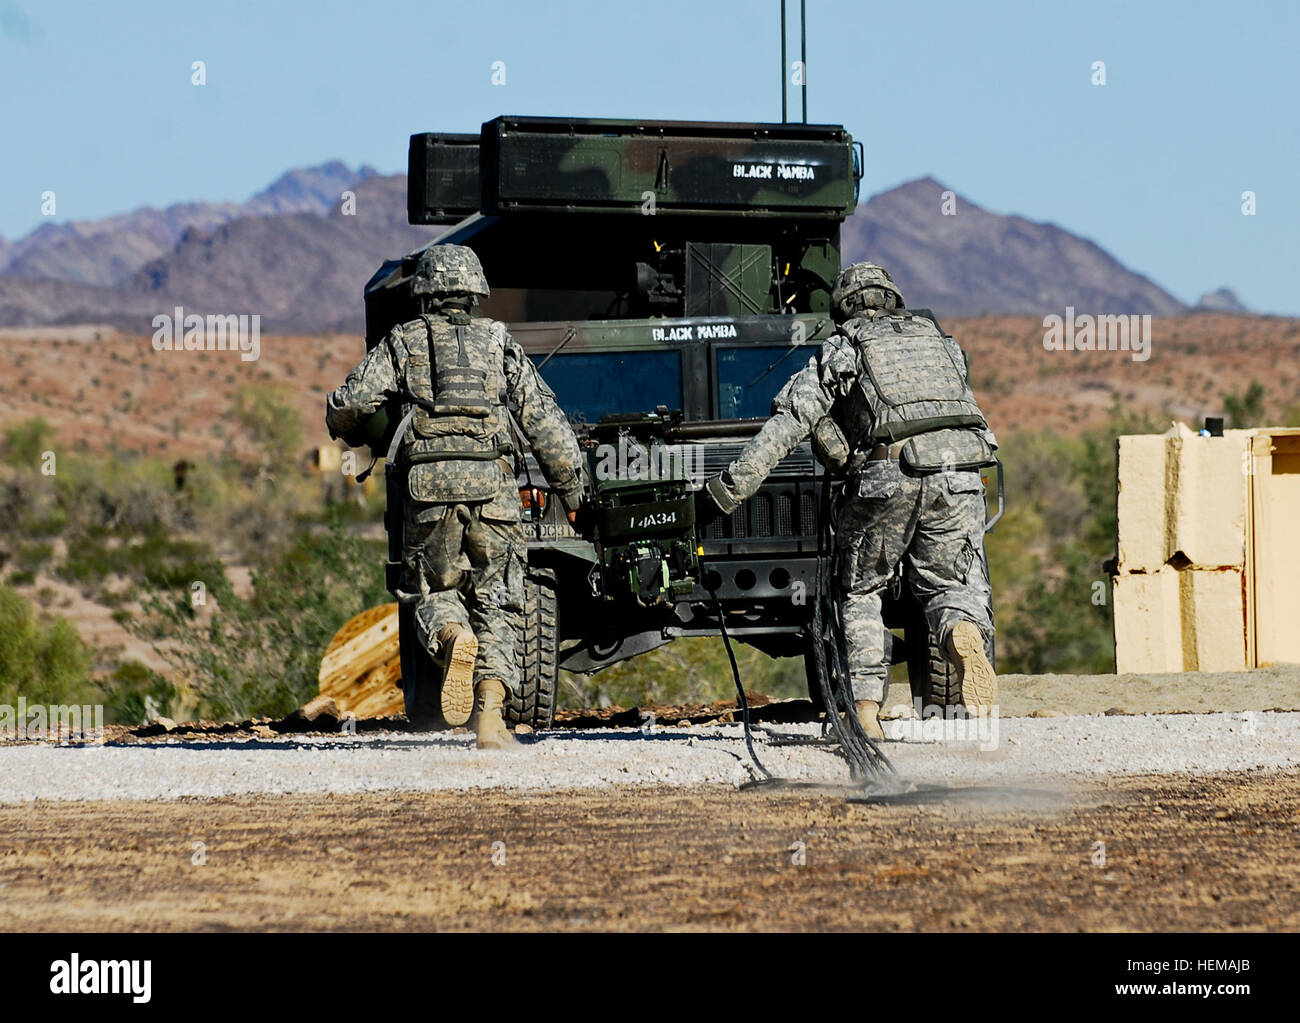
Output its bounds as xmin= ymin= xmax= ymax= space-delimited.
xmin=842 ymin=177 xmax=1186 ymax=318
xmin=0 ymin=168 xmax=1197 ymax=331
xmin=0 ymin=174 xmax=441 ymax=331
xmin=128 ymin=174 xmax=439 ymax=332
xmin=1194 ymin=287 xmax=1249 ymax=314
xmin=0 ymin=161 xmax=377 ymax=288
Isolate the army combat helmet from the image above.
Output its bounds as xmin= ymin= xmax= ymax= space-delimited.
xmin=831 ymin=261 xmax=905 ymax=320
xmin=411 ymin=244 xmax=490 ymax=306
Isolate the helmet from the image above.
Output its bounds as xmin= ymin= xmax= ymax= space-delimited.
xmin=411 ymin=244 xmax=490 ymax=299
xmin=830 ymin=261 xmax=905 ymax=317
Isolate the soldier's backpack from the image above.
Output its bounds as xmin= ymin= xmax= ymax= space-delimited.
xmin=842 ymin=311 xmax=995 ymax=473
xmin=398 ymin=310 xmax=513 ymax=503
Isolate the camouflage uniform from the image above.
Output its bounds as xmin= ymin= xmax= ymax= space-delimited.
xmin=325 ymin=301 xmax=583 ymax=698
xmin=707 ymin=268 xmax=996 ymax=705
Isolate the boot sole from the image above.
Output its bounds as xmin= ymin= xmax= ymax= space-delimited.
xmin=439 ymin=632 xmax=478 ymax=727
xmin=949 ymin=622 xmax=997 ymax=713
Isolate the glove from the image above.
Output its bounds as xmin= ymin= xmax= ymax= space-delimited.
xmin=694 ymin=489 xmax=720 ymax=530
xmin=701 ymin=472 xmax=742 ymax=516
xmin=569 ymin=498 xmax=596 ymax=540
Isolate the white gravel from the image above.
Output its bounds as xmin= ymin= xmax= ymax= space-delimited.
xmin=0 ymin=711 xmax=1296 ymax=803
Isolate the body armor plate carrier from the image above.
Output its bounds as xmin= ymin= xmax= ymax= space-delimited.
xmin=401 ymin=311 xmax=511 ymax=503
xmin=843 ymin=312 xmax=994 ymax=472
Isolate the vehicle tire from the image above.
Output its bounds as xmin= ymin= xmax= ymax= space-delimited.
xmin=911 ymin=627 xmax=961 ymax=713
xmin=905 ymin=614 xmax=997 ymax=714
xmin=510 ymin=567 xmax=559 ymax=729
xmin=803 ymin=639 xmax=828 ymax=713
xmin=399 ymin=602 xmax=443 ymax=729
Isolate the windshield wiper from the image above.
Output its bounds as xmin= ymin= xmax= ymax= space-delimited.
xmin=746 ymin=318 xmax=827 ymax=389
xmin=536 ymin=326 xmax=578 ymax=371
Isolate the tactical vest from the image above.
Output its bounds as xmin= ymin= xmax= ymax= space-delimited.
xmin=397 ymin=311 xmax=512 ymax=503
xmin=839 ymin=312 xmax=994 ymax=472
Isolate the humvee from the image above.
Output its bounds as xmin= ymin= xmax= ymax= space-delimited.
xmin=360 ymin=116 xmax=1000 ymax=728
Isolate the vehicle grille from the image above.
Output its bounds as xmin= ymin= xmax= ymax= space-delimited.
xmin=703 ymin=482 xmax=818 ymax=541
xmin=700 ymin=442 xmax=818 ymax=478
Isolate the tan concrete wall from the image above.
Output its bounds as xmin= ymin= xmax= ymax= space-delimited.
xmin=1113 ymin=567 xmax=1247 ymax=673
xmin=1249 ymin=431 xmax=1300 ymax=666
xmin=1113 ymin=424 xmax=1300 ymax=673
xmin=1116 ymin=423 xmax=1249 ymax=571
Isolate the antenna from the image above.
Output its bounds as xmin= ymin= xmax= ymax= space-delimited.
xmin=780 ymin=0 xmax=787 ymax=123
xmin=801 ymin=0 xmax=808 ymax=123
xmin=779 ymin=0 xmax=808 ymax=124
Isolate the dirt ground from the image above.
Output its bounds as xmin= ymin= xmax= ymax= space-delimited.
xmin=1 ymin=769 xmax=1296 ymax=931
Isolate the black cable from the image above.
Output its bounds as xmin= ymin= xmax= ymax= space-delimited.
xmin=809 ymin=473 xmax=897 ymax=784
xmin=699 ymin=472 xmax=896 ymax=788
xmin=707 ymin=587 xmax=773 ymax=782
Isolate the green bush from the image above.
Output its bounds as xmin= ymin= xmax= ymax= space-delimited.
xmin=59 ymin=531 xmax=225 ymax=595
xmin=985 ymin=409 xmax=1164 ymax=675
xmin=139 ymin=516 xmax=388 ymax=719
xmin=232 ymin=381 xmax=303 ymax=466
xmin=14 ymin=541 xmax=54 ymax=574
xmin=561 ymin=636 xmax=808 ymax=710
xmin=2 ymin=417 xmax=54 ymax=468
xmin=0 ymin=583 xmax=97 ymax=707
xmin=1223 ymin=380 xmax=1267 ymax=428
xmin=99 ymin=660 xmax=178 ymax=725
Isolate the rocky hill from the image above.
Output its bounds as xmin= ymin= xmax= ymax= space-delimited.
xmin=841 ymin=177 xmax=1186 ymax=318
xmin=0 ymin=167 xmax=1211 ymax=331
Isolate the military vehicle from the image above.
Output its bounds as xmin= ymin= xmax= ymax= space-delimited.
xmin=358 ymin=115 xmax=1001 ymax=729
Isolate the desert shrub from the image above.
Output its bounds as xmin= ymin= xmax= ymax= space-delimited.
xmin=0 ymin=583 xmax=97 ymax=706
xmin=985 ymin=409 xmax=1164 ymax=675
xmin=2 ymin=417 xmax=54 ymax=468
xmin=14 ymin=541 xmax=54 ymax=574
xmin=99 ymin=660 xmax=178 ymax=725
xmin=139 ymin=516 xmax=388 ymax=719
xmin=560 ymin=636 xmax=808 ymax=710
xmin=232 ymin=381 xmax=302 ymax=467
xmin=59 ymin=530 xmax=225 ymax=596
xmin=1223 ymin=380 xmax=1267 ymax=428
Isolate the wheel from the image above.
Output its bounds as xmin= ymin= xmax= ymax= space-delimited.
xmin=909 ymin=626 xmax=961 ymax=713
xmin=510 ymin=566 xmax=558 ymax=729
xmin=904 ymin=607 xmax=997 ymax=715
xmin=803 ymin=637 xmax=827 ymax=713
xmin=399 ymin=602 xmax=443 ymax=728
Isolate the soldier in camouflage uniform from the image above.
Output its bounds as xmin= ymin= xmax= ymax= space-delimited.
xmin=701 ymin=262 xmax=998 ymax=739
xmin=326 ymin=245 xmax=585 ymax=749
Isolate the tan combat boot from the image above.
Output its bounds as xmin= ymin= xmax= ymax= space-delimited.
xmin=435 ymin=623 xmax=477 ymax=727
xmin=854 ymin=700 xmax=885 ymax=741
xmin=946 ymin=620 xmax=997 ymax=715
xmin=472 ymin=678 xmax=517 ymax=750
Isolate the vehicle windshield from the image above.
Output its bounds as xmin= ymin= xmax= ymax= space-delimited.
xmin=532 ymin=350 xmax=683 ymax=427
xmin=715 ymin=344 xmax=811 ymax=419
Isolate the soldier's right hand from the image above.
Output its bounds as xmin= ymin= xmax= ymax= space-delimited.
xmin=694 ymin=484 xmax=725 ymax=527
xmin=569 ymin=499 xmax=596 ymax=539
xmin=699 ymin=472 xmax=742 ymax=517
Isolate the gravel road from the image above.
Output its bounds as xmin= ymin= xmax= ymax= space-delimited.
xmin=2 ymin=710 xmax=1296 ymax=803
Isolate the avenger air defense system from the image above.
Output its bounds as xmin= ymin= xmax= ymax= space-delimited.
xmin=357 ymin=115 xmax=1000 ymax=729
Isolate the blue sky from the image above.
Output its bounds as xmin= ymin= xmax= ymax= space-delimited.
xmin=1 ymin=0 xmax=1296 ymax=312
